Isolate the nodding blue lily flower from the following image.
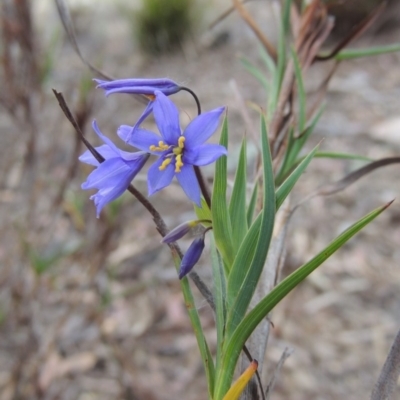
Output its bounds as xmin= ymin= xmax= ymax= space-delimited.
xmin=117 ymin=90 xmax=226 ymax=206
xmin=79 ymin=120 xmax=149 ymax=217
xmin=95 ymin=78 xmax=181 ymax=142
xmin=179 ymin=236 xmax=205 ymax=279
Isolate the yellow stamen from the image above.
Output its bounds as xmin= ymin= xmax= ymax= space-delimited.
xmin=150 ymin=141 xmax=169 ymax=152
xmin=159 ymin=158 xmax=172 ymax=171
xmin=178 ymin=136 xmax=185 ymax=149
xmin=175 ymin=154 xmax=184 ymax=173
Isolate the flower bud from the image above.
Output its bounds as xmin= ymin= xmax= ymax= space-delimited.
xmin=178 ymin=237 xmax=205 ymax=279
xmin=162 ymin=220 xmax=199 ymax=243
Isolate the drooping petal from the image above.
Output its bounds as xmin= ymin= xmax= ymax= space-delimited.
xmin=81 ymin=158 xmax=135 ymax=191
xmin=153 ymin=91 xmax=181 ymax=144
xmin=184 ymin=107 xmax=225 ymax=148
xmin=92 ymin=120 xmax=120 ymax=156
xmin=94 ymin=78 xmax=180 ymax=96
xmin=79 ymin=145 xmax=112 ymax=166
xmin=147 ymin=157 xmax=175 ymax=195
xmin=178 ymin=237 xmax=205 ymax=279
xmin=118 ymin=125 xmax=161 ymax=153
xmin=118 ymin=101 xmax=155 ymax=143
xmin=184 ymin=144 xmax=227 ymax=166
xmin=175 ymin=165 xmax=201 ymax=206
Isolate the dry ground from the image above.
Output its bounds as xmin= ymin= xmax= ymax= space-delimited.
xmin=1 ymin=1 xmax=400 ymax=399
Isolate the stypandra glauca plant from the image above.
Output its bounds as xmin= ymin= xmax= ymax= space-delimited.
xmin=54 ymin=0 xmax=400 ymax=399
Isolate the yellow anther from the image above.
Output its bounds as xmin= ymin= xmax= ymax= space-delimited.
xmin=178 ymin=136 xmax=185 ymax=149
xmin=159 ymin=158 xmax=172 ymax=171
xmin=150 ymin=141 xmax=169 ymax=152
xmin=175 ymin=154 xmax=184 ymax=173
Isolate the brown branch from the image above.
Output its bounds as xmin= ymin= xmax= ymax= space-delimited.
xmin=232 ymin=0 xmax=277 ymax=62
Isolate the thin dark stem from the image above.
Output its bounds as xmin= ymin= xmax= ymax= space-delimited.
xmin=179 ymin=86 xmax=201 ymax=115
xmin=179 ymin=86 xmax=212 ymax=208
xmin=194 ymin=167 xmax=211 ymax=208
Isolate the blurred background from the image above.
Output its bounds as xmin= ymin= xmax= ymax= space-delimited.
xmin=1 ymin=0 xmax=400 ymax=399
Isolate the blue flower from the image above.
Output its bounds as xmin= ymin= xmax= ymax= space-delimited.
xmin=79 ymin=121 xmax=149 ymax=217
xmin=117 ymin=90 xmax=226 ymax=205
xmin=179 ymin=237 xmax=205 ymax=279
xmin=95 ymin=78 xmax=181 ymax=142
xmin=95 ymin=78 xmax=180 ymax=97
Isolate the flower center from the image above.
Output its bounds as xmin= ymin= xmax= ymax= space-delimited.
xmin=152 ymin=136 xmax=186 ymax=173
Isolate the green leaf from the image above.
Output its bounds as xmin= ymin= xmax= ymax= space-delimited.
xmin=268 ymin=0 xmax=291 ymax=116
xmin=229 ymin=138 xmax=248 ymax=249
xmin=210 ymin=235 xmax=227 ymax=374
xmin=275 ymin=144 xmax=319 ymax=210
xmin=212 ymin=115 xmax=235 ymax=269
xmin=259 ymin=45 xmax=276 ymax=75
xmin=247 ymin=182 xmax=259 ymax=226
xmin=296 ymin=151 xmax=372 ymax=163
xmin=239 ymin=56 xmax=269 ymax=92
xmin=194 ymin=198 xmax=213 ymax=227
xmin=277 ymin=106 xmax=324 ymax=183
xmin=225 ymin=116 xmax=275 ymax=337
xmin=292 ymin=48 xmax=306 ymax=134
xmin=173 ymin=250 xmax=215 ymax=398
xmin=217 ymin=201 xmax=391 ymax=399
xmin=226 ymin=213 xmax=262 ymax=308
xmin=333 ymin=43 xmax=400 ymax=61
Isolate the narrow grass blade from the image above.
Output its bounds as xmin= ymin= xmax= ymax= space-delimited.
xmin=259 ymin=46 xmax=276 ymax=75
xmin=212 ymin=115 xmax=235 ymax=269
xmin=278 ymin=106 xmax=324 ymax=183
xmin=226 ymin=213 xmax=262 ymax=308
xmin=292 ymin=48 xmax=306 ymax=134
xmin=194 ymin=198 xmax=213 ymax=227
xmin=334 ymin=43 xmax=400 ymax=60
xmin=225 ymin=116 xmax=275 ymax=337
xmin=211 ymin=235 xmax=227 ymax=373
xmin=296 ymin=151 xmax=372 ymax=163
xmin=240 ymin=56 xmax=270 ymax=92
xmin=217 ymin=201 xmax=392 ymax=399
xmin=172 ymin=250 xmax=215 ymax=397
xmin=229 ymin=139 xmax=248 ymax=248
xmin=247 ymin=183 xmax=259 ymax=226
xmin=275 ymin=144 xmax=319 ymax=210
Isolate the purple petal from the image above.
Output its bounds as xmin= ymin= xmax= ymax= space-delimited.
xmin=79 ymin=146 xmax=111 ymax=166
xmin=81 ymin=158 xmax=135 ymax=191
xmin=118 ymin=125 xmax=161 ymax=153
xmin=184 ymin=144 xmax=227 ymax=166
xmin=162 ymin=221 xmax=196 ymax=243
xmin=153 ymin=91 xmax=181 ymax=145
xmin=175 ymin=165 xmax=201 ymax=206
xmin=147 ymin=157 xmax=175 ymax=195
xmin=178 ymin=237 xmax=205 ymax=279
xmin=184 ymin=107 xmax=225 ymax=148
xmin=91 ymin=120 xmax=120 ymax=155
xmin=94 ymin=78 xmax=180 ymax=96
xmin=82 ymin=155 xmax=147 ymax=217
xmin=118 ymin=102 xmax=155 ymax=143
